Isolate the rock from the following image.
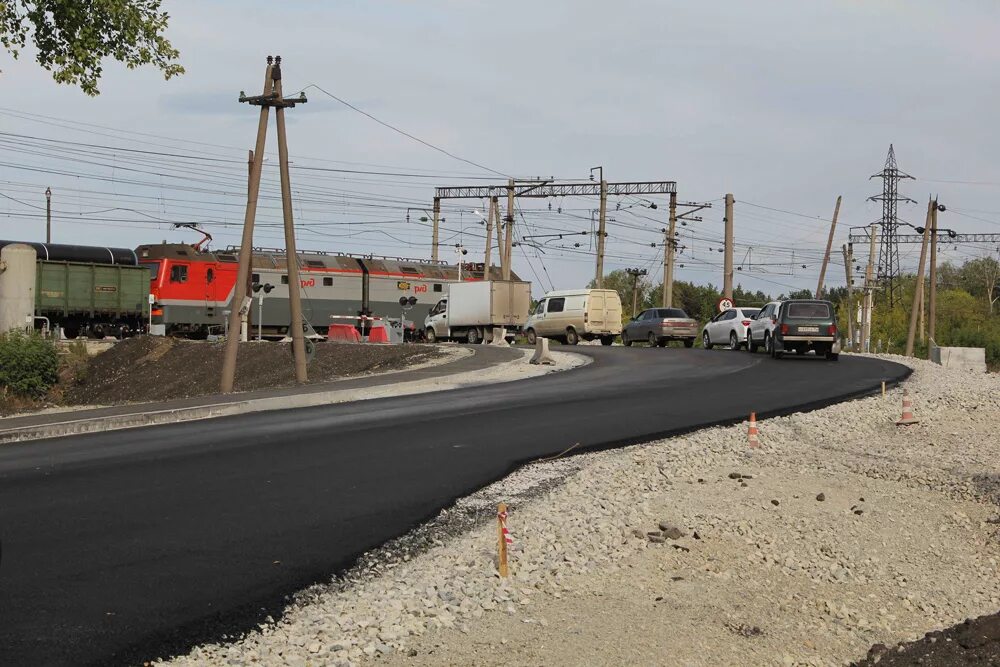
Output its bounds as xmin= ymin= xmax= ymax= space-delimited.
xmin=648 ymin=534 xmax=666 ymax=544
xmin=728 ymin=472 xmax=742 ymax=479
xmin=854 ymin=509 xmax=864 ymax=516
xmin=771 ymin=499 xmax=780 ymax=506
xmin=816 ymin=493 xmax=826 ymax=502
xmin=659 ymin=524 xmax=686 ymax=540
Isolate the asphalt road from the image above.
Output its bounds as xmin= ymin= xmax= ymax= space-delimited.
xmin=0 ymin=347 xmax=909 ymax=666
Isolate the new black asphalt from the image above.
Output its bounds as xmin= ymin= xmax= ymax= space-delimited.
xmin=0 ymin=347 xmax=909 ymax=666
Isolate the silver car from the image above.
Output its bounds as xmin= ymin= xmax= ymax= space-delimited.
xmin=621 ymin=308 xmax=699 ymax=347
xmin=746 ymin=301 xmax=782 ymax=353
xmin=702 ymin=307 xmax=761 ymax=350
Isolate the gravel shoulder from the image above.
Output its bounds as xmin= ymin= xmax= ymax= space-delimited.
xmin=159 ymin=355 xmax=1000 ymax=667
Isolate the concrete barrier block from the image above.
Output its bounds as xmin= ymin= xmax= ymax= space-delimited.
xmin=931 ymin=344 xmax=987 ymax=373
xmin=490 ymin=327 xmax=509 ymax=347
xmin=530 ymin=337 xmax=556 ymax=365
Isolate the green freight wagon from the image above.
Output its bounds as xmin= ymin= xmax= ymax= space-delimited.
xmin=36 ymin=261 xmax=149 ymax=338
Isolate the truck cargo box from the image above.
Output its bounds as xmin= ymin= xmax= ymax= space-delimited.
xmin=446 ymin=280 xmax=530 ymax=327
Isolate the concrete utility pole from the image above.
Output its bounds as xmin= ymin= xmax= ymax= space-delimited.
xmin=593 ymin=167 xmax=607 ymax=288
xmin=492 ymin=197 xmax=503 ymax=278
xmin=483 ymin=198 xmax=494 ymax=274
xmin=904 ymin=200 xmax=934 ymax=358
xmin=503 ymin=180 xmax=514 ymax=280
xmin=861 ymin=223 xmax=878 ymax=353
xmin=44 ymin=187 xmax=52 ymax=243
xmin=625 ymin=267 xmax=647 ymax=317
xmin=222 ymin=58 xmax=273 ymax=393
xmin=431 ymin=197 xmax=441 ymax=263
xmin=928 ymin=198 xmax=940 ymax=347
xmin=842 ymin=244 xmax=855 ymax=349
xmin=816 ymin=195 xmax=842 ymax=298
xmin=663 ymin=191 xmax=677 ymax=307
xmin=272 ymin=57 xmax=308 ymax=383
xmin=723 ymin=193 xmax=734 ymax=299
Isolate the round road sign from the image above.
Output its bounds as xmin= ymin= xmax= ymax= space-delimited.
xmin=717 ymin=297 xmax=734 ymax=313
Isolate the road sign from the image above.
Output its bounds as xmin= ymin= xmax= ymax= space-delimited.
xmin=717 ymin=297 xmax=734 ymax=313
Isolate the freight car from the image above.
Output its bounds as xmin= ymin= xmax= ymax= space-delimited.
xmin=136 ymin=241 xmax=520 ymax=338
xmin=0 ymin=241 xmax=148 ymax=338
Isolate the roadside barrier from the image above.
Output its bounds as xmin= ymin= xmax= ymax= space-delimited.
xmin=529 ymin=337 xmax=556 ymax=365
xmin=896 ymin=389 xmax=919 ymax=426
xmin=327 ymin=324 xmax=362 ymax=343
xmin=497 ymin=502 xmax=512 ymax=578
xmin=329 ymin=315 xmax=394 ymax=343
xmin=748 ymin=412 xmax=760 ymax=449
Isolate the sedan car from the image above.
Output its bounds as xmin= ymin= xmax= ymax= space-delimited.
xmin=702 ymin=307 xmax=761 ymax=350
xmin=621 ymin=308 xmax=699 ymax=347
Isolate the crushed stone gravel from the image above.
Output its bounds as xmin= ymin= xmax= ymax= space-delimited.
xmin=157 ymin=354 xmax=1000 ymax=667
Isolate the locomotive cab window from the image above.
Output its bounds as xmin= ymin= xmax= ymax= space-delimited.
xmin=433 ymin=284 xmax=443 ymax=292
xmin=140 ymin=261 xmax=161 ymax=281
xmin=323 ymin=277 xmax=333 ymax=287
xmin=281 ymin=275 xmax=289 ymax=285
xmin=251 ymin=273 xmax=260 ymax=284
xmin=169 ymin=265 xmax=188 ymax=283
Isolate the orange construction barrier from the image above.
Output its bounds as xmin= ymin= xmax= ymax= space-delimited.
xmin=748 ymin=412 xmax=760 ymax=449
xmin=367 ymin=324 xmax=390 ymax=343
xmin=327 ymin=324 xmax=361 ymax=343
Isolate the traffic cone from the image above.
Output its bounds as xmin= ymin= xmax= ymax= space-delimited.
xmin=896 ymin=389 xmax=919 ymax=426
xmin=748 ymin=412 xmax=761 ymax=449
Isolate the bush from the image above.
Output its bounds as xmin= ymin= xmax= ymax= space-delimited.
xmin=0 ymin=331 xmax=59 ymax=398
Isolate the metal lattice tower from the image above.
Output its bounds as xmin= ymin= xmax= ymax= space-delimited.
xmin=867 ymin=144 xmax=915 ymax=305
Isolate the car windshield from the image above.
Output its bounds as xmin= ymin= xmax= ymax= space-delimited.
xmin=787 ymin=302 xmax=833 ymax=319
xmin=657 ymin=308 xmax=688 ymax=318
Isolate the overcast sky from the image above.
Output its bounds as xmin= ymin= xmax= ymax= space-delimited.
xmin=2 ymin=0 xmax=999 ymax=298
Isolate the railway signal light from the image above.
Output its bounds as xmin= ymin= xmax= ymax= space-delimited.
xmin=252 ymin=282 xmax=274 ymax=294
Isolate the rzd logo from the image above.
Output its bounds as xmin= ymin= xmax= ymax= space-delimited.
xmin=414 ymin=284 xmax=428 ymax=294
xmin=301 ymin=278 xmax=315 ymax=288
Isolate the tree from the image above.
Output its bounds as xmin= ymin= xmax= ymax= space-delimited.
xmin=960 ymin=257 xmax=1000 ymax=315
xmin=1 ymin=0 xmax=183 ymax=95
xmin=589 ymin=270 xmax=651 ymax=319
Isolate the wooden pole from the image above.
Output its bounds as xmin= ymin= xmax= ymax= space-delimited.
xmin=273 ymin=58 xmax=308 ymax=383
xmin=483 ymin=198 xmax=494 ymax=275
xmin=497 ymin=502 xmax=509 ymax=578
xmin=928 ymin=199 xmax=939 ymax=348
xmin=904 ymin=200 xmax=933 ymax=358
xmin=723 ymin=194 xmax=734 ymax=299
xmin=503 ymin=180 xmax=514 ymax=281
xmin=221 ymin=58 xmax=272 ymax=393
xmin=492 ymin=197 xmax=503 ymax=278
xmin=664 ymin=191 xmax=677 ymax=307
xmin=861 ymin=224 xmax=878 ymax=353
xmin=815 ymin=196 xmax=842 ymax=298
xmin=595 ymin=179 xmax=608 ymax=288
xmin=842 ymin=244 xmax=855 ymax=350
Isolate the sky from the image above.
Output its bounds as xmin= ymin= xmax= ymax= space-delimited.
xmin=1 ymin=0 xmax=999 ymax=299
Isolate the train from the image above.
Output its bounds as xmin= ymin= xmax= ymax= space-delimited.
xmin=0 ymin=240 xmax=148 ymax=339
xmin=1 ymin=238 xmax=518 ymax=339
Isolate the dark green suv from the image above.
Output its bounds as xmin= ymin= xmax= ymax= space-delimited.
xmin=771 ymin=299 xmax=840 ymax=360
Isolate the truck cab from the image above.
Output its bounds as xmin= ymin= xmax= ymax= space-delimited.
xmin=425 ymin=298 xmax=449 ymax=341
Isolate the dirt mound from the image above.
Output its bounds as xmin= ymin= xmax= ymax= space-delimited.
xmin=63 ymin=336 xmax=443 ymax=406
xmin=853 ymin=611 xmax=1000 ymax=666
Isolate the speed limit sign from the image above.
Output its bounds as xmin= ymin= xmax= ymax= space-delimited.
xmin=717 ymin=297 xmax=734 ymax=313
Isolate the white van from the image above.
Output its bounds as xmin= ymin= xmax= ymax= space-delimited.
xmin=524 ymin=289 xmax=623 ymax=345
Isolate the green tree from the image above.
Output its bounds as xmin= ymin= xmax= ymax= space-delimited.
xmin=0 ymin=331 xmax=59 ymax=398
xmin=589 ymin=270 xmax=652 ymax=319
xmin=1 ymin=0 xmax=183 ymax=95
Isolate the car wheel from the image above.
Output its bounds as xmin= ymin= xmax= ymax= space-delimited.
xmin=622 ymin=331 xmax=632 ymax=347
xmin=565 ymin=328 xmax=579 ymax=345
xmin=600 ymin=335 xmax=614 ymax=346
xmin=684 ymin=338 xmax=694 ymax=348
xmin=526 ymin=328 xmax=537 ymax=345
xmin=729 ymin=331 xmax=739 ymax=350
xmin=765 ymin=332 xmax=774 ymax=357
xmin=703 ymin=331 xmax=712 ymax=349
xmin=747 ymin=331 xmax=759 ymax=353
xmin=467 ymin=327 xmax=480 ymax=344
xmin=425 ymin=327 xmax=437 ymax=343
xmin=648 ymin=332 xmax=658 ymax=347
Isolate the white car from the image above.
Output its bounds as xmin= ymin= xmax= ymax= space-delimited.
xmin=702 ymin=307 xmax=761 ymax=350
xmin=746 ymin=301 xmax=782 ymax=353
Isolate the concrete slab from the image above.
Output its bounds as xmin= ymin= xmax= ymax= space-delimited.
xmin=930 ymin=341 xmax=988 ymax=372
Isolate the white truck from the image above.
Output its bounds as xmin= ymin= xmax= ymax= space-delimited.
xmin=423 ymin=280 xmax=531 ymax=344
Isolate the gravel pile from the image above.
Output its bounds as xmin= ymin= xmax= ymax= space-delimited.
xmin=159 ymin=355 xmax=1000 ymax=667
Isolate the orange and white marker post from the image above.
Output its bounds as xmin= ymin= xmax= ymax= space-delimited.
xmin=748 ymin=412 xmax=761 ymax=449
xmin=896 ymin=389 xmax=919 ymax=426
xmin=497 ymin=503 xmax=513 ymax=577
